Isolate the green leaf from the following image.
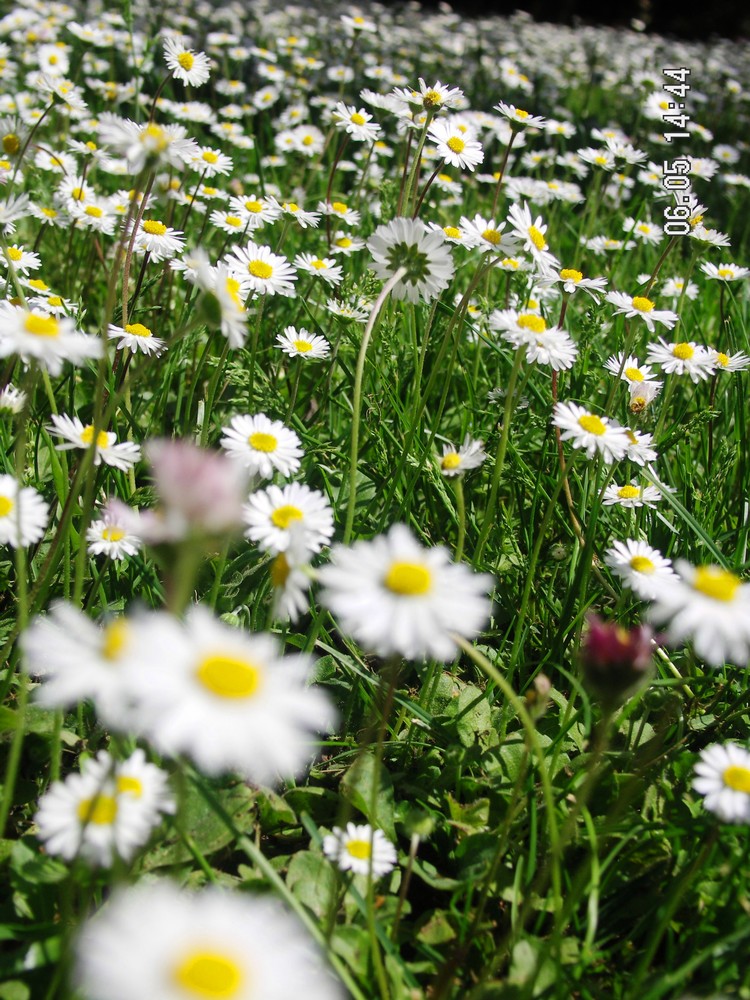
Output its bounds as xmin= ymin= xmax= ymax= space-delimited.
xmin=286 ymin=850 xmax=336 ymax=919
xmin=455 ymin=685 xmax=493 ymax=748
xmin=340 ymin=753 xmax=396 ymax=840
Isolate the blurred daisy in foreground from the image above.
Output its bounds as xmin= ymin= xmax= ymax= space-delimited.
xmin=48 ymin=415 xmax=141 ymax=472
xmin=604 ymin=539 xmax=677 ymax=599
xmin=318 ymin=523 xmax=493 ymax=661
xmin=323 ymin=823 xmax=397 ymax=877
xmin=0 ymin=475 xmax=48 ymax=547
xmin=552 ymin=403 xmax=630 ymax=463
xmin=439 ymin=435 xmax=486 ymax=477
xmin=647 ymin=561 xmax=750 ymax=666
xmin=0 ymin=303 xmax=102 ymax=375
xmin=74 ymin=882 xmax=343 ymax=1000
xmin=694 ymin=743 xmax=750 ymax=823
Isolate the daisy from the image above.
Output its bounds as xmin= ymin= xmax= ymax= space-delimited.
xmin=393 ymin=78 xmax=464 ymax=113
xmin=270 ymin=528 xmax=313 ymax=622
xmin=220 ymin=413 xmax=303 ymax=479
xmin=544 ymin=267 xmax=608 ymax=300
xmin=711 ymin=349 xmax=750 ymax=372
xmin=0 ymin=384 xmax=26 ymax=414
xmin=604 ymin=353 xmax=662 ymax=387
xmin=505 ymin=202 xmax=559 ymax=276
xmin=243 ymin=482 xmax=334 ymax=554
xmin=190 ymin=146 xmax=233 ymax=178
xmin=276 ymin=199 xmax=320 ymax=228
xmin=605 ymin=291 xmax=678 ymax=332
xmin=647 ymin=561 xmax=750 ymax=666
xmin=624 ymin=428 xmax=658 ymax=466
xmin=438 ymin=435 xmax=487 ymax=477
xmin=552 ymin=402 xmax=630 ymax=463
xmin=495 ymin=103 xmax=546 ymax=129
xmin=276 ymin=327 xmax=330 ymax=360
xmin=317 ymin=200 xmax=361 ymax=227
xmin=228 ymin=193 xmax=282 ymax=229
xmin=602 ymin=482 xmax=662 ymax=508
xmin=427 ymin=118 xmax=484 ymax=171
xmin=120 ymin=605 xmax=336 ymax=782
xmin=108 ymin=321 xmax=167 ymax=356
xmin=330 ymin=231 xmax=366 ymax=255
xmin=1 ymin=244 xmax=41 ymax=274
xmin=318 ymin=523 xmax=493 ymax=662
xmin=699 ymin=261 xmax=750 ymax=282
xmin=0 ymin=475 xmax=48 ymax=547
xmin=0 ymin=303 xmax=102 ymax=375
xmin=293 ymin=252 xmax=344 ymax=286
xmin=86 ymin=507 xmax=142 ymax=560
xmin=226 ymin=242 xmax=297 ymax=297
xmin=132 ymin=218 xmax=185 ymax=262
xmin=604 ymin=539 xmax=677 ymax=599
xmin=35 ymin=750 xmax=172 ymax=867
xmin=323 ymin=823 xmax=397 ymax=877
xmin=163 ymin=36 xmax=211 ymax=87
xmin=331 ymin=102 xmax=381 ymax=142
xmin=48 ymin=414 xmax=141 ymax=472
xmin=367 ymin=217 xmax=455 ymax=304
xmin=694 ymin=744 xmax=750 ymax=823
xmin=522 ymin=327 xmax=578 ymax=371
xmin=98 ymin=117 xmax=199 ymax=174
xmin=645 ymin=338 xmax=715 ymax=383
xmin=74 ymin=882 xmax=343 ymax=1000
xmin=623 ymin=217 xmax=664 ymax=244
xmin=629 ymin=381 xmax=662 ymax=413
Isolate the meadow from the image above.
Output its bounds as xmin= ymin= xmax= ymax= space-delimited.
xmin=0 ymin=0 xmax=749 ymax=997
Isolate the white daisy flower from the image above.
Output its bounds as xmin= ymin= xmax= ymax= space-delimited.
xmin=494 ymin=102 xmax=546 ymax=129
xmin=163 ymin=36 xmax=211 ymax=87
xmin=602 ymin=482 xmax=662 ymax=508
xmin=629 ymin=380 xmax=662 ymax=413
xmin=276 ymin=327 xmax=330 ymax=360
xmin=604 ymin=539 xmax=677 ymax=599
xmin=220 ymin=413 xmax=303 ymax=479
xmin=120 ymin=605 xmax=336 ymax=782
xmin=0 ymin=384 xmax=26 ymax=414
xmin=243 ymin=482 xmax=334 ymax=555
xmin=330 ymin=231 xmax=366 ymax=255
xmin=132 ymin=218 xmax=185 ymax=262
xmin=35 ymin=750 xmax=173 ymax=867
xmin=439 ymin=434 xmax=487 ymax=477
xmin=0 ymin=303 xmax=102 ymax=376
xmin=275 ymin=199 xmax=321 ymax=228
xmin=605 ymin=291 xmax=678 ymax=332
xmin=1 ymin=243 xmax=41 ymax=274
xmin=190 ymin=146 xmax=232 ymax=177
xmin=316 ymin=200 xmax=361 ymax=227
xmin=74 ymin=882 xmax=343 ymax=1000
xmin=225 ymin=242 xmax=297 ymax=297
xmin=86 ymin=508 xmax=142 ymax=560
xmin=660 ymin=276 xmax=699 ymax=300
xmin=647 ymin=561 xmax=750 ymax=666
xmin=427 ymin=118 xmax=484 ymax=172
xmin=323 ymin=822 xmax=397 ymax=877
xmin=623 ymin=217 xmax=663 ymax=244
xmin=543 ymin=266 xmax=608 ymax=300
xmin=711 ymin=349 xmax=750 ymax=372
xmin=694 ymin=743 xmax=750 ymax=823
xmin=228 ymin=193 xmax=282 ymax=229
xmin=624 ymin=428 xmax=658 ymax=466
xmin=318 ymin=523 xmax=493 ymax=662
xmin=552 ymin=402 xmax=630 ymax=463
xmin=331 ymin=101 xmax=381 ymax=142
xmin=645 ymin=338 xmax=716 ymax=382
xmin=367 ymin=217 xmax=455 ymax=304
xmin=506 ymin=201 xmax=560 ymax=276
xmin=699 ymin=261 xmax=750 ymax=282
xmin=107 ymin=321 xmax=167 ymax=356
xmin=0 ymin=474 xmax=48 ymax=547
xmin=293 ymin=252 xmax=344 ymax=286
xmin=604 ymin=353 xmax=662 ymax=388
xmin=48 ymin=414 xmax=141 ymax=472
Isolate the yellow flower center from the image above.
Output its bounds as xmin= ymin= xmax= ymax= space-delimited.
xmin=384 ymin=561 xmax=432 ymax=595
xmin=284 ymin=202 xmax=299 ymax=212
xmin=618 ymin=485 xmax=641 ymax=499
xmin=346 ymin=839 xmax=372 ymax=859
xmin=203 ymin=186 xmax=218 ymax=196
xmin=560 ymin=268 xmax=582 ymax=283
xmin=142 ymin=220 xmax=168 ymax=236
xmin=441 ymin=452 xmax=461 ymax=470
xmin=637 ymin=224 xmax=651 ymax=234
xmin=517 ymin=313 xmax=546 ymax=333
xmin=482 ymin=228 xmax=501 ymax=245
xmin=715 ymin=352 xmax=730 ymax=367
xmin=423 ymin=89 xmax=442 ymax=105
xmin=350 ymin=112 xmax=366 ymax=126
xmin=624 ymin=366 xmax=644 ymax=381
xmin=101 ymin=618 xmax=128 ymax=661
xmin=48 ymin=296 xmax=63 ymax=307
xmin=225 ymin=277 xmax=243 ymax=307
xmin=2 ymin=133 xmax=19 ymax=155
xmin=7 ymin=246 xmax=22 ymax=261
xmin=632 ymin=296 xmax=654 ymax=313
xmin=177 ymin=51 xmax=195 ymax=71
xmin=501 ymin=258 xmax=519 ymax=269
xmin=270 ymin=504 xmax=304 ymax=529
xmin=443 ymin=226 xmax=461 ymax=239
xmin=202 ymin=151 xmax=218 ymax=164
xmin=723 ymin=765 xmax=750 ymax=793
xmin=41 ymin=207 xmax=57 ymax=218
xmin=124 ymin=323 xmax=152 ymax=338
xmin=332 ymin=201 xmax=348 ymax=214
xmin=195 ymin=652 xmax=262 ymax=699
xmin=28 ymin=279 xmax=49 ymax=291
xmin=515 ymin=108 xmax=530 ymax=119
xmin=116 ymin=775 xmax=143 ymax=797
xmin=86 ymin=141 xmax=97 ymax=151
xmin=335 ymin=237 xmax=352 ymax=248
xmin=0 ymin=496 xmax=14 ymax=517
xmin=629 ymin=555 xmax=655 ymax=574
xmin=84 ymin=206 xmax=103 ymax=218
xmin=693 ymin=566 xmax=741 ymax=602
xmin=71 ymin=187 xmax=86 ymax=201
xmin=672 ymin=342 xmax=694 ymax=360
xmin=248 ymin=431 xmax=277 ymax=452
xmin=77 ymin=794 xmax=118 ymax=825
xmin=310 ymin=259 xmax=327 ymax=270
xmin=293 ymin=339 xmax=313 ymax=353
xmin=80 ymin=425 xmax=110 ymax=449
xmin=528 ymin=225 xmax=547 ymax=251
xmin=102 ymin=526 xmax=126 ymax=542
xmin=173 ymin=951 xmax=243 ymax=998
xmin=577 ymin=414 xmax=606 ymax=436
xmin=718 ymin=268 xmax=734 ymax=279
xmin=270 ymin=552 xmax=290 ymax=588
xmin=447 ymin=136 xmax=465 ymax=153
xmin=248 ymin=260 xmax=273 ymax=279
xmin=24 ymin=313 xmax=59 ymax=338
xmin=224 ymin=216 xmax=242 ymax=228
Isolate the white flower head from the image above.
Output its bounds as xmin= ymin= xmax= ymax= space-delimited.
xmin=323 ymin=822 xmax=397 ymax=877
xmin=367 ymin=217 xmax=455 ymax=303
xmin=694 ymin=743 xmax=750 ymax=823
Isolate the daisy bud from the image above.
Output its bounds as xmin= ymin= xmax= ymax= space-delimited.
xmin=579 ymin=614 xmax=655 ymax=710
